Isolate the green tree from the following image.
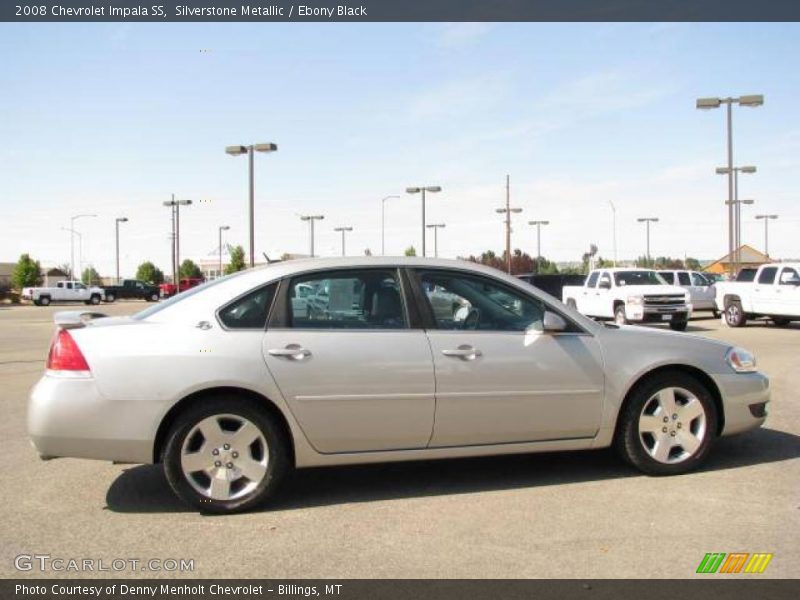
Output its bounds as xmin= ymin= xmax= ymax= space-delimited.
xmin=135 ymin=261 xmax=165 ymax=284
xmin=11 ymin=254 xmax=42 ymax=289
xmin=81 ymin=265 xmax=101 ymax=285
xmin=225 ymin=245 xmax=246 ymax=274
xmin=179 ymin=259 xmax=203 ymax=279
xmin=404 ymin=246 xmax=417 ymax=257
xmin=685 ymin=257 xmax=702 ymax=271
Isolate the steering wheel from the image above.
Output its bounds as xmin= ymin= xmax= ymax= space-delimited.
xmin=462 ymin=307 xmax=480 ymax=330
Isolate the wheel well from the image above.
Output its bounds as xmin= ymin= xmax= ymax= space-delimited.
xmin=152 ymin=386 xmax=295 ymax=466
xmin=613 ymin=300 xmax=624 ymax=310
xmin=723 ymin=294 xmax=741 ymax=306
xmin=615 ymin=365 xmax=725 ymax=438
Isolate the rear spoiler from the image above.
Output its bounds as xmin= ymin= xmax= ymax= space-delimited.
xmin=54 ymin=311 xmax=108 ymax=330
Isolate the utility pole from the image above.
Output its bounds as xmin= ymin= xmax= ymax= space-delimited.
xmin=334 ymin=226 xmax=353 ymax=256
xmin=528 ymin=220 xmax=550 ymax=271
xmin=300 ymin=215 xmax=325 ymax=257
xmin=163 ymin=196 xmax=192 ymax=292
xmin=405 ymin=186 xmax=442 ymax=257
xmin=637 ymin=217 xmax=659 ymax=267
xmin=380 ymin=195 xmax=400 ymax=255
xmin=115 ymin=217 xmax=128 ymax=284
xmin=495 ymin=175 xmax=522 ymax=274
xmin=426 ymin=224 xmax=446 ymax=258
xmin=755 ymin=214 xmax=778 ymax=257
xmin=218 ymin=225 xmax=230 ymax=278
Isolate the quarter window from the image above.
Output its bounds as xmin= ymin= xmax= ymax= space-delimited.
xmin=418 ymin=270 xmax=546 ymax=332
xmin=757 ymin=267 xmax=778 ymax=285
xmin=779 ymin=268 xmax=800 ymax=285
xmin=289 ymin=270 xmax=407 ymax=330
xmin=218 ymin=283 xmax=278 ymax=330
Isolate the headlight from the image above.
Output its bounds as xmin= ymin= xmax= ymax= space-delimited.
xmin=726 ymin=346 xmax=757 ymax=373
xmin=626 ymin=295 xmax=644 ymax=305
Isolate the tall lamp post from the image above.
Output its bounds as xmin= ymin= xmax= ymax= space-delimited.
xmin=755 ymin=214 xmax=778 ymax=257
xmin=62 ymin=227 xmax=83 ymax=280
xmin=334 ymin=226 xmax=353 ymax=256
xmin=608 ymin=201 xmax=618 ymax=266
xmin=716 ymin=165 xmax=756 ymax=273
xmin=115 ymin=217 xmax=128 ymax=284
xmin=381 ymin=195 xmax=400 ymax=255
xmin=528 ymin=220 xmax=550 ymax=271
xmin=697 ymin=94 xmax=764 ymax=278
xmin=495 ymin=175 xmax=522 ymax=274
xmin=405 ymin=185 xmax=442 ymax=257
xmin=637 ymin=217 xmax=659 ymax=266
xmin=163 ymin=196 xmax=192 ymax=293
xmin=225 ymin=142 xmax=278 ymax=268
xmin=69 ymin=214 xmax=96 ymax=280
xmin=300 ymin=215 xmax=325 ymax=257
xmin=218 ymin=225 xmax=230 ymax=278
xmin=425 ymin=223 xmax=446 ymax=258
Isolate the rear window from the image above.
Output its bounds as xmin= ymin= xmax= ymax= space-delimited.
xmin=757 ymin=267 xmax=778 ymax=285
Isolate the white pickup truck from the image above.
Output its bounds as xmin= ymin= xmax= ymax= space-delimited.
xmin=562 ymin=268 xmax=691 ymax=331
xmin=715 ymin=263 xmax=800 ymax=327
xmin=22 ymin=280 xmax=105 ymax=306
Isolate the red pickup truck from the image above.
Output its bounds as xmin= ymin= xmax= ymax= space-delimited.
xmin=159 ymin=277 xmax=205 ymax=299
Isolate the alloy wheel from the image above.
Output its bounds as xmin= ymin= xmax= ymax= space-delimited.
xmin=638 ymin=387 xmax=707 ymax=464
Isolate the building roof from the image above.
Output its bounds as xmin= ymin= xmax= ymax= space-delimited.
xmin=0 ymin=263 xmax=15 ymax=277
xmin=703 ymin=245 xmax=770 ymax=271
xmin=45 ymin=268 xmax=69 ymax=277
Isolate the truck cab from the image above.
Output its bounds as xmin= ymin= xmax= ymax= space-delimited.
xmin=658 ymin=270 xmax=718 ymax=315
xmin=716 ymin=263 xmax=800 ymax=327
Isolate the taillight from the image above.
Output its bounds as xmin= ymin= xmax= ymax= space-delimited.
xmin=46 ymin=329 xmax=91 ymax=372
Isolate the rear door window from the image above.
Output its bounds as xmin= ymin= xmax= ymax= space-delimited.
xmin=757 ymin=267 xmax=778 ymax=285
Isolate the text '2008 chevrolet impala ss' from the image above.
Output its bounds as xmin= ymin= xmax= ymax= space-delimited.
xmin=28 ymin=257 xmax=770 ymax=513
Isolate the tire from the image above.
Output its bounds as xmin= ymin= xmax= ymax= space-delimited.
xmin=149 ymin=292 xmax=159 ymax=302
xmin=566 ymin=298 xmax=577 ymax=310
xmin=614 ymin=303 xmax=628 ymax=325
xmin=88 ymin=294 xmax=101 ymax=305
xmin=669 ymin=319 xmax=688 ymax=331
xmin=773 ymin=317 xmax=791 ymax=327
xmin=163 ymin=396 xmax=291 ymax=514
xmin=105 ymin=293 xmax=116 ymax=303
xmin=712 ymin=310 xmax=720 ymax=319
xmin=33 ymin=299 xmax=41 ymax=306
xmin=39 ymin=296 xmax=51 ymax=306
xmin=724 ymin=299 xmax=747 ymax=327
xmin=614 ymin=371 xmax=717 ymax=476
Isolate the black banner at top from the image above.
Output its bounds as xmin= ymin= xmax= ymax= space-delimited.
xmin=3 ymin=0 xmax=800 ymax=23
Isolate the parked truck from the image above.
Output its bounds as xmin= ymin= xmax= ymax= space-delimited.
xmin=158 ymin=277 xmax=205 ymax=299
xmin=658 ymin=269 xmax=718 ymax=317
xmin=715 ymin=263 xmax=800 ymax=327
xmin=101 ymin=279 xmax=160 ymax=303
xmin=21 ymin=280 xmax=105 ymax=306
xmin=562 ymin=268 xmax=691 ymax=331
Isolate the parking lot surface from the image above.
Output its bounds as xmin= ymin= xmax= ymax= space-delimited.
xmin=1 ymin=302 xmax=797 ymax=578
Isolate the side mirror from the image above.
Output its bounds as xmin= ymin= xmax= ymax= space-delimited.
xmin=543 ymin=311 xmax=567 ymax=333
xmin=598 ymin=280 xmax=611 ymax=290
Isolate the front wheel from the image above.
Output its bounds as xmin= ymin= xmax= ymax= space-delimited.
xmin=89 ymin=294 xmax=101 ymax=305
xmin=615 ymin=372 xmax=717 ymax=475
xmin=163 ymin=397 xmax=290 ymax=514
xmin=669 ymin=319 xmax=688 ymax=331
xmin=614 ymin=304 xmax=628 ymax=325
xmin=724 ymin=300 xmax=747 ymax=327
xmin=149 ymin=292 xmax=159 ymax=302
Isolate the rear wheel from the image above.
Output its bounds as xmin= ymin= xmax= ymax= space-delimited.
xmin=105 ymin=293 xmax=116 ymax=303
xmin=669 ymin=319 xmax=688 ymax=331
xmin=39 ymin=296 xmax=51 ymax=306
xmin=724 ymin=300 xmax=747 ymax=327
xmin=773 ymin=317 xmax=791 ymax=327
xmin=614 ymin=304 xmax=628 ymax=325
xmin=163 ymin=397 xmax=290 ymax=514
xmin=89 ymin=294 xmax=101 ymax=305
xmin=149 ymin=292 xmax=159 ymax=302
xmin=615 ymin=371 xmax=717 ymax=475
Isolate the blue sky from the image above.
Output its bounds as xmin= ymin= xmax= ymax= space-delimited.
xmin=0 ymin=22 xmax=798 ymax=276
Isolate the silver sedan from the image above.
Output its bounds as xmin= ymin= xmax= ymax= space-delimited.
xmin=29 ymin=257 xmax=769 ymax=513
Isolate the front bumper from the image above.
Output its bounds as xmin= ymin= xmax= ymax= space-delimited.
xmin=28 ymin=374 xmax=162 ymax=464
xmin=714 ymin=371 xmax=770 ymax=436
xmin=626 ymin=305 xmax=692 ymax=323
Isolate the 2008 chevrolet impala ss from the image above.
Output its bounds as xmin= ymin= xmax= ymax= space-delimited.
xmin=29 ymin=257 xmax=770 ymax=513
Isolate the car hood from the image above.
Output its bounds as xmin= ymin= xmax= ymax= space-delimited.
xmin=616 ymin=284 xmax=687 ymax=296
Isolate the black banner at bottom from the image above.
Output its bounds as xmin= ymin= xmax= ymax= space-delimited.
xmin=2 ymin=580 xmax=799 ymax=600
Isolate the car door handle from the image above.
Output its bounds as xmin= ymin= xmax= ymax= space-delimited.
xmin=442 ymin=345 xmax=482 ymax=360
xmin=268 ymin=345 xmax=311 ymax=360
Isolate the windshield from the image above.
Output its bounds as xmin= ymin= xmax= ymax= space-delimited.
xmin=132 ymin=271 xmax=251 ymax=320
xmin=614 ymin=271 xmax=667 ymax=286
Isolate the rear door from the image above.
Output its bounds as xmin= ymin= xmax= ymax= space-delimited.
xmin=576 ymin=271 xmax=599 ymax=314
xmin=776 ymin=267 xmax=800 ymax=316
xmin=413 ymin=268 xmax=605 ymax=447
xmin=753 ymin=267 xmax=779 ymax=313
xmin=262 ymin=268 xmax=435 ymax=454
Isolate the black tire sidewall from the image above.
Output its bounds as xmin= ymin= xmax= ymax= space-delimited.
xmin=163 ymin=396 xmax=290 ymax=514
xmin=725 ymin=301 xmax=745 ymax=327
xmin=616 ymin=372 xmax=718 ymax=476
xmin=669 ymin=320 xmax=688 ymax=331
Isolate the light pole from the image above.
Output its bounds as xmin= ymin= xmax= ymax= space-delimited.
xmin=528 ymin=220 xmax=550 ymax=271
xmin=716 ymin=165 xmax=756 ymax=272
xmin=69 ymin=214 xmax=96 ymax=279
xmin=300 ymin=215 xmax=325 ymax=257
xmin=495 ymin=175 xmax=522 ymax=274
xmin=637 ymin=217 xmax=659 ymax=267
xmin=697 ymin=94 xmax=764 ymax=278
xmin=225 ymin=142 xmax=278 ymax=268
xmin=405 ymin=185 xmax=442 ymax=257
xmin=608 ymin=201 xmax=617 ymax=266
xmin=381 ymin=195 xmax=400 ymax=255
xmin=334 ymin=226 xmax=353 ymax=256
xmin=62 ymin=227 xmax=83 ymax=280
xmin=426 ymin=224 xmax=446 ymax=258
xmin=115 ymin=217 xmax=128 ymax=284
xmin=755 ymin=214 xmax=778 ymax=256
xmin=163 ymin=196 xmax=192 ymax=293
xmin=218 ymin=225 xmax=230 ymax=278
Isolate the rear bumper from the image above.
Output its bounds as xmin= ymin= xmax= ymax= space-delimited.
xmin=28 ymin=375 xmax=162 ymax=464
xmin=714 ymin=371 xmax=770 ymax=436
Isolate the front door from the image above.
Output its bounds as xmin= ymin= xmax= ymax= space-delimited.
xmin=263 ymin=268 xmax=436 ymax=454
xmin=413 ymin=269 xmax=605 ymax=447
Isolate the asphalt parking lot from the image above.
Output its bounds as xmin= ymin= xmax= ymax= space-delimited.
xmin=0 ymin=302 xmax=797 ymax=579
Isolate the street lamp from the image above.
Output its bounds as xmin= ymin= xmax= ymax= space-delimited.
xmin=495 ymin=175 xmax=522 ymax=274
xmin=62 ymin=227 xmax=83 ymax=280
xmin=226 ymin=142 xmax=278 ymax=268
xmin=697 ymin=94 xmax=764 ymax=277
xmin=405 ymin=185 xmax=442 ymax=257
xmin=716 ymin=165 xmax=756 ymax=272
xmin=300 ymin=215 xmax=325 ymax=257
xmin=380 ymin=195 xmax=400 ymax=255
xmin=334 ymin=226 xmax=354 ymax=257
xmin=425 ymin=224 xmax=446 ymax=258
xmin=218 ymin=225 xmax=230 ymax=278
xmin=528 ymin=220 xmax=550 ymax=269
xmin=637 ymin=217 xmax=659 ymax=266
xmin=163 ymin=196 xmax=192 ymax=293
xmin=755 ymin=214 xmax=778 ymax=256
xmin=608 ymin=201 xmax=617 ymax=266
xmin=69 ymin=214 xmax=96 ymax=279
xmin=115 ymin=217 xmax=128 ymax=284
